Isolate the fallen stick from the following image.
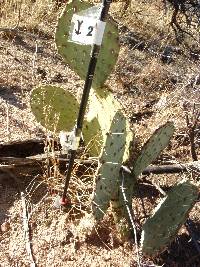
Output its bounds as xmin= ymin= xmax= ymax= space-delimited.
xmin=0 ymin=157 xmax=43 ymax=179
xmin=0 ymin=27 xmax=52 ymax=40
xmin=0 ymin=138 xmax=45 ymax=157
xmin=1 ymin=139 xmax=199 ymax=176
xmin=141 ymin=161 xmax=200 ymax=175
xmin=0 ymin=156 xmax=199 ymax=177
xmin=21 ymin=192 xmax=36 ymax=267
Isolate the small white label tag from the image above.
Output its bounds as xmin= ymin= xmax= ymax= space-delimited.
xmin=59 ymin=130 xmax=80 ymax=153
xmin=69 ymin=14 xmax=106 ymax=45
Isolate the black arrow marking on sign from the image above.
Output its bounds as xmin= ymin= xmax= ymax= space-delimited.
xmin=75 ymin=20 xmax=83 ymax=35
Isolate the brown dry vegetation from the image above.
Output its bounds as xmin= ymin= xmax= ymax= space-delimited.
xmin=0 ymin=0 xmax=200 ymax=266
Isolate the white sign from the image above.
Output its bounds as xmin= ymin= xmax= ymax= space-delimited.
xmin=69 ymin=14 xmax=106 ymax=45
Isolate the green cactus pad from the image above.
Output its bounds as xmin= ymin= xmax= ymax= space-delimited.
xmin=82 ymin=117 xmax=103 ymax=156
xmin=92 ymin=111 xmax=132 ymax=220
xmin=30 ymin=85 xmax=79 ymax=132
xmin=141 ymin=180 xmax=199 ymax=256
xmin=55 ymin=0 xmax=120 ymax=89
xmin=132 ymin=121 xmax=175 ymax=177
xmin=87 ymin=88 xmax=117 ymax=134
xmin=87 ymin=87 xmax=133 ymax=154
xmin=91 ymin=87 xmax=133 ymax=220
xmin=111 ymin=170 xmax=137 ymax=237
xmin=118 ymin=168 xmax=137 ymax=214
xmin=83 ymin=87 xmax=123 ymax=157
xmin=83 ymin=86 xmax=124 ymax=157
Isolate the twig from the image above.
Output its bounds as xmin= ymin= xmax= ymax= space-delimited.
xmin=185 ymin=103 xmax=200 ymax=161
xmin=5 ymin=101 xmax=11 ymax=142
xmin=141 ymin=161 xmax=200 ymax=175
xmin=0 ymin=27 xmax=51 ymax=40
xmin=6 ymin=50 xmax=23 ymax=64
xmin=15 ymin=0 xmax=23 ymax=28
xmin=1 ymin=155 xmax=200 ymax=178
xmin=32 ymin=41 xmax=38 ymax=78
xmin=21 ymin=192 xmax=36 ymax=267
xmin=149 ymin=176 xmax=166 ymax=196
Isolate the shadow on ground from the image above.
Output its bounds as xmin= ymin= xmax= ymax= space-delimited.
xmin=155 ymin=225 xmax=200 ymax=267
xmin=0 ymin=85 xmax=27 ymax=109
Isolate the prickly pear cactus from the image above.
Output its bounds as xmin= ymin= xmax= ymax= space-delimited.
xmin=90 ymin=87 xmax=134 ymax=226
xmin=132 ymin=122 xmax=175 ymax=177
xmin=92 ymin=110 xmax=133 ymax=220
xmin=87 ymin=87 xmax=124 ymax=138
xmin=30 ymin=85 xmax=79 ymax=132
xmin=82 ymin=117 xmax=103 ymax=156
xmin=111 ymin=121 xmax=175 ymax=233
xmin=30 ymin=85 xmax=125 ymax=157
xmin=30 ymin=85 xmax=105 ymax=156
xmin=83 ymin=86 xmax=127 ymax=156
xmin=116 ymin=122 xmax=175 ymax=224
xmin=55 ymin=0 xmax=120 ymax=89
xmin=111 ymin=170 xmax=137 ymax=239
xmin=141 ymin=180 xmax=199 ymax=256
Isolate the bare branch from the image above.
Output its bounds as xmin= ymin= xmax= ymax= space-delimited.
xmin=21 ymin=192 xmax=36 ymax=267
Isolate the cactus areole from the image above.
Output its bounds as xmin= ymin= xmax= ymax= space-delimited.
xmin=61 ymin=0 xmax=113 ymax=205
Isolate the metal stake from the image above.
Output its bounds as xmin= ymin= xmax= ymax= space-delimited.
xmin=60 ymin=0 xmax=112 ymax=205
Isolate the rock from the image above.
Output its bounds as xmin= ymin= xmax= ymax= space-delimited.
xmin=1 ymin=221 xmax=10 ymax=232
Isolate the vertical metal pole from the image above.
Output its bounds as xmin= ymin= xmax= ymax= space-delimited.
xmin=61 ymin=0 xmax=112 ymax=205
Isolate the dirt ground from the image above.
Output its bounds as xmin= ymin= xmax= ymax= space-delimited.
xmin=0 ymin=1 xmax=200 ymax=266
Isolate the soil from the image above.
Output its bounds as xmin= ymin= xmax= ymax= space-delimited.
xmin=0 ymin=3 xmax=200 ymax=267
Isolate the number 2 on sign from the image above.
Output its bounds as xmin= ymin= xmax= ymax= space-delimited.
xmin=87 ymin=26 xmax=93 ymax=36
xmin=75 ymin=19 xmax=94 ymax=37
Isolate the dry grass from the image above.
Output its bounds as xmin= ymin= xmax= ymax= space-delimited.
xmin=1 ymin=0 xmax=58 ymax=33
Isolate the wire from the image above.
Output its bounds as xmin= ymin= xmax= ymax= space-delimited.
xmin=120 ymin=167 xmax=142 ymax=267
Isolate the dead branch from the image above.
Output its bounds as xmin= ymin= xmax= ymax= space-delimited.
xmin=166 ymin=0 xmax=200 ymax=41
xmin=0 ymin=157 xmax=43 ymax=185
xmin=0 ymin=155 xmax=199 ymax=180
xmin=141 ymin=161 xmax=200 ymax=175
xmin=21 ymin=192 xmax=36 ymax=267
xmin=0 ymin=27 xmax=52 ymax=40
xmin=0 ymin=138 xmax=45 ymax=157
xmin=184 ymin=103 xmax=200 ymax=161
xmin=0 ymin=138 xmax=199 ymax=181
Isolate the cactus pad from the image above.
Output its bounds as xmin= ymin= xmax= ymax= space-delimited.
xmin=87 ymin=87 xmax=130 ymax=144
xmin=30 ymin=85 xmax=79 ymax=132
xmin=92 ymin=110 xmax=132 ymax=220
xmin=141 ymin=180 xmax=199 ymax=256
xmin=83 ymin=87 xmax=126 ymax=156
xmin=82 ymin=117 xmax=103 ymax=156
xmin=83 ymin=86 xmax=125 ymax=156
xmin=132 ymin=121 xmax=175 ymax=177
xmin=111 ymin=169 xmax=137 ymax=233
xmin=55 ymin=0 xmax=120 ymax=89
